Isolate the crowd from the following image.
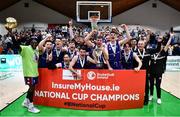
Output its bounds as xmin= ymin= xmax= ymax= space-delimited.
xmin=0 ymin=20 xmax=179 ymax=113
xmin=0 ymin=24 xmax=180 ymax=56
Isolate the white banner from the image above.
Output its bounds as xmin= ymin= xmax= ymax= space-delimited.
xmin=166 ymin=56 xmax=180 ymax=72
xmin=0 ymin=55 xmax=28 ymax=110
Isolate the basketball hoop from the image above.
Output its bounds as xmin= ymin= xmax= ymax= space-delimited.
xmin=76 ymin=1 xmax=112 ymax=22
xmin=90 ymin=16 xmax=99 ymax=30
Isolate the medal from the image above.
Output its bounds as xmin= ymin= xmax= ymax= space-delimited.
xmin=79 ymin=57 xmax=85 ymax=68
xmin=154 ymin=61 xmax=156 ymax=64
xmin=153 ymin=52 xmax=161 ymax=64
xmin=64 ymin=62 xmax=69 ymax=68
xmin=138 ymin=49 xmax=145 ymax=60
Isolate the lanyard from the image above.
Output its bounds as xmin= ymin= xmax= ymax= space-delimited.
xmin=46 ymin=50 xmax=51 ymax=61
xmin=64 ymin=62 xmax=69 ymax=68
xmin=56 ymin=49 xmax=61 ymax=57
xmin=153 ymin=51 xmax=161 ymax=62
xmin=110 ymin=42 xmax=116 ymax=53
xmin=79 ymin=57 xmax=85 ymax=68
xmin=69 ymin=50 xmax=75 ymax=58
xmin=138 ymin=49 xmax=145 ymax=59
xmin=124 ymin=51 xmax=131 ymax=62
xmin=132 ymin=46 xmax=137 ymax=51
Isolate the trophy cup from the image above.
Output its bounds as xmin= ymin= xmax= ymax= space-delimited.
xmin=95 ymin=48 xmax=103 ymax=68
xmin=4 ymin=17 xmax=17 ymax=32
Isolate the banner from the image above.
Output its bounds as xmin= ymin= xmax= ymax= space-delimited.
xmin=166 ymin=56 xmax=180 ymax=71
xmin=0 ymin=55 xmax=27 ymax=110
xmin=0 ymin=55 xmax=23 ymax=80
xmin=34 ymin=69 xmax=146 ymax=110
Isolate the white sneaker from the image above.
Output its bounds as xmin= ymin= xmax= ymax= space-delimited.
xmin=157 ymin=98 xmax=162 ymax=104
xmin=28 ymin=102 xmax=40 ymax=113
xmin=149 ymin=95 xmax=153 ymax=101
xmin=22 ymin=98 xmax=30 ymax=108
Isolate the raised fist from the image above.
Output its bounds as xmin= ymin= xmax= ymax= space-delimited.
xmin=120 ymin=24 xmax=127 ymax=29
xmin=69 ymin=19 xmax=73 ymax=26
xmin=146 ymin=29 xmax=152 ymax=35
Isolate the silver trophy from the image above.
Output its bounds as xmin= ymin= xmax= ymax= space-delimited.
xmin=95 ymin=48 xmax=103 ymax=68
xmin=90 ymin=16 xmax=99 ymax=30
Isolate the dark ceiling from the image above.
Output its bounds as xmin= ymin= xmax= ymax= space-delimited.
xmin=34 ymin=0 xmax=148 ymax=19
xmin=0 ymin=0 xmax=20 ymax=11
xmin=0 ymin=0 xmax=180 ymax=20
xmin=160 ymin=0 xmax=180 ymax=12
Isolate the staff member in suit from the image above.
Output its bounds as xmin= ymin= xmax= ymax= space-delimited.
xmin=149 ymin=34 xmax=173 ymax=104
xmin=135 ymin=35 xmax=161 ymax=105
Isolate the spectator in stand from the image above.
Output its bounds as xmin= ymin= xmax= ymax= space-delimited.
xmin=131 ymin=38 xmax=138 ymax=52
xmin=2 ymin=42 xmax=14 ymax=54
xmin=172 ymin=43 xmax=180 ymax=55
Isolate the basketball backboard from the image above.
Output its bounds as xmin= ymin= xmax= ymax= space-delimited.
xmin=76 ymin=1 xmax=112 ymax=22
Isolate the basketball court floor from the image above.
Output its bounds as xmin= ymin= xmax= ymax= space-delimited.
xmin=1 ymin=89 xmax=180 ymax=116
xmin=0 ymin=1 xmax=180 ymax=116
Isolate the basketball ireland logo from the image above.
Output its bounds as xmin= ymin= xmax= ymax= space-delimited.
xmin=87 ymin=71 xmax=96 ymax=80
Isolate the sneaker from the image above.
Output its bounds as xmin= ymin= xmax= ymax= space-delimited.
xmin=149 ymin=95 xmax=153 ymax=101
xmin=157 ymin=98 xmax=162 ymax=104
xmin=22 ymin=98 xmax=30 ymax=108
xmin=28 ymin=102 xmax=40 ymax=113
